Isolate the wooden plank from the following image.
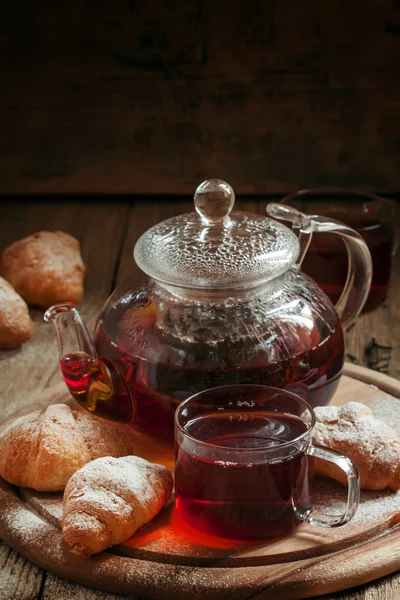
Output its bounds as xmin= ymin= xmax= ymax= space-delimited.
xmin=385 ymin=247 xmax=400 ymax=380
xmin=42 ymin=573 xmax=138 ymax=600
xmin=318 ymin=570 xmax=400 ymax=599
xmin=343 ymin=243 xmax=400 ymax=380
xmin=0 ymin=1 xmax=399 ymax=194
xmin=340 ymin=197 xmax=400 ymax=378
xmin=0 ymin=200 xmax=130 ymax=421
xmin=115 ymin=200 xmax=184 ymax=287
xmin=0 ymin=540 xmax=44 ymax=600
xmin=343 ymin=303 xmax=393 ymax=375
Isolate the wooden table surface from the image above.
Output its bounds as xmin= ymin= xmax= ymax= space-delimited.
xmin=0 ymin=198 xmax=399 ymax=600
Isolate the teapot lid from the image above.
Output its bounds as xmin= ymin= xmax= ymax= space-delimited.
xmin=134 ymin=179 xmax=300 ymax=290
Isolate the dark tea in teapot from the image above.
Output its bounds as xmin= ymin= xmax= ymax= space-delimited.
xmin=94 ymin=279 xmax=344 ymax=444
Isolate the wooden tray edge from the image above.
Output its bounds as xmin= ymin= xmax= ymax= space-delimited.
xmin=343 ymin=362 xmax=400 ymax=398
xmin=1 ymin=476 xmax=400 ymax=600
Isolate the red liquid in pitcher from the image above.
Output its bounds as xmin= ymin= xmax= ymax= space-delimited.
xmin=60 ymin=352 xmax=134 ymax=423
xmin=94 ymin=302 xmax=344 ymax=443
xmin=175 ymin=411 xmax=311 ymax=539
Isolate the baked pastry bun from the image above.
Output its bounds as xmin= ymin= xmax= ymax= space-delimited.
xmin=0 ymin=404 xmax=134 ymax=491
xmin=63 ymin=455 xmax=173 ymax=556
xmin=313 ymin=402 xmax=400 ymax=491
xmin=0 ymin=277 xmax=33 ymax=348
xmin=1 ymin=231 xmax=85 ymax=308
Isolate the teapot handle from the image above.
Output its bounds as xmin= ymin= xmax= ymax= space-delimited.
xmin=267 ymin=204 xmax=372 ymax=330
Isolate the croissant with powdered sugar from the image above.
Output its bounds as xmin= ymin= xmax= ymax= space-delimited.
xmin=0 ymin=404 xmax=134 ymax=491
xmin=62 ymin=455 xmax=173 ymax=556
xmin=313 ymin=402 xmax=400 ymax=491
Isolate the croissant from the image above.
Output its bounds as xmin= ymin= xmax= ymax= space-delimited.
xmin=62 ymin=455 xmax=173 ymax=556
xmin=313 ymin=402 xmax=400 ymax=491
xmin=0 ymin=404 xmax=134 ymax=491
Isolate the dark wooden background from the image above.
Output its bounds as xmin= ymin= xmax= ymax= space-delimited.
xmin=1 ymin=0 xmax=400 ymax=195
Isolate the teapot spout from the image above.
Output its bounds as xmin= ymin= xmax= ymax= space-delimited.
xmin=44 ymin=303 xmax=134 ymax=423
xmin=44 ymin=302 xmax=97 ymax=362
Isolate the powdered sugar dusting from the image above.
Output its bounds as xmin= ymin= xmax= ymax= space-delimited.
xmin=0 ymin=403 xmax=136 ymax=491
xmin=4 ymin=505 xmax=54 ymax=545
xmin=313 ymin=478 xmax=400 ymax=526
xmin=0 ymin=411 xmax=37 ymax=438
xmin=20 ymin=489 xmax=64 ymax=528
xmin=365 ymin=391 xmax=400 ymax=435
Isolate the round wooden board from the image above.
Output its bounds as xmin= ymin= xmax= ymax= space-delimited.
xmin=1 ymin=364 xmax=400 ymax=600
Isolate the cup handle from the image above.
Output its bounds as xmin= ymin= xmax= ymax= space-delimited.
xmin=298 ymin=443 xmax=360 ymax=527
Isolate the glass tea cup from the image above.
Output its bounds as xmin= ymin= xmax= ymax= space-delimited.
xmin=174 ymin=385 xmax=360 ymax=540
xmin=281 ymin=189 xmax=399 ymax=312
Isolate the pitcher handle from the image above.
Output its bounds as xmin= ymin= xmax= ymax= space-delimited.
xmin=267 ymin=204 xmax=373 ymax=330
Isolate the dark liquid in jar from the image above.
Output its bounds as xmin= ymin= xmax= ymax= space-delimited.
xmin=175 ymin=411 xmax=311 ymax=539
xmin=93 ymin=302 xmax=343 ymax=443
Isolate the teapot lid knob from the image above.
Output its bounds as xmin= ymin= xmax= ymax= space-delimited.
xmin=194 ymin=179 xmax=235 ymax=225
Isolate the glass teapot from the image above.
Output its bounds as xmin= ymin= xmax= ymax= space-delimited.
xmin=45 ymin=180 xmax=372 ymax=443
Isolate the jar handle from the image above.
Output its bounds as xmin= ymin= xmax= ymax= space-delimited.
xmin=267 ymin=203 xmax=372 ymax=330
